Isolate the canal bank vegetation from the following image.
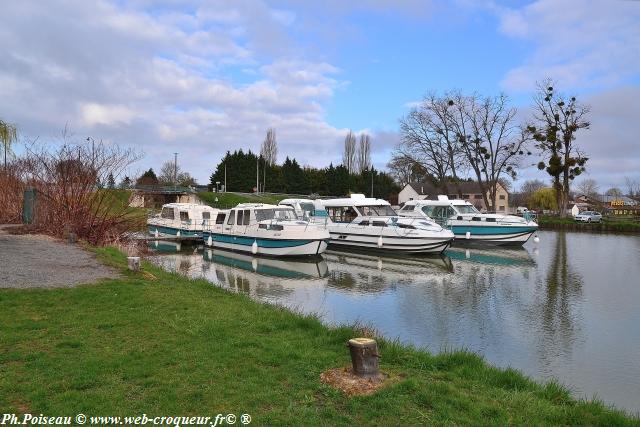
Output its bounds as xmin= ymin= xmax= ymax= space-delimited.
xmin=0 ymin=133 xmax=145 ymax=244
xmin=197 ymin=191 xmax=288 ymax=208
xmin=1 ymin=247 xmax=637 ymax=426
xmin=538 ymin=216 xmax=640 ymax=233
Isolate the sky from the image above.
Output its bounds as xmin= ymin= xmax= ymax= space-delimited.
xmin=1 ymin=0 xmax=639 ymax=191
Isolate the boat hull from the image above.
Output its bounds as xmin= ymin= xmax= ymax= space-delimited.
xmin=202 ymin=232 xmax=329 ymax=257
xmin=451 ymin=225 xmax=537 ymax=245
xmin=147 ymin=224 xmax=205 ymax=238
xmin=327 ymin=231 xmax=452 ymax=254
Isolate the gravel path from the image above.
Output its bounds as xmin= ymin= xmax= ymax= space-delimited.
xmin=0 ymin=226 xmax=118 ymax=288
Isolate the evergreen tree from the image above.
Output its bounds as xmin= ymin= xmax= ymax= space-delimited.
xmin=106 ymin=172 xmax=115 ymax=189
xmin=136 ymin=168 xmax=158 ymax=186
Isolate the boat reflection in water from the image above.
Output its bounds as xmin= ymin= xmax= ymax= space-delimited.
xmin=445 ymin=246 xmax=535 ymax=267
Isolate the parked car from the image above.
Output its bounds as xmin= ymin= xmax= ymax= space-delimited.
xmin=574 ymin=211 xmax=603 ymax=223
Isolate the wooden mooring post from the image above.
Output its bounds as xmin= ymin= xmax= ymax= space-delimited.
xmin=127 ymin=256 xmax=140 ymax=271
xmin=348 ymin=338 xmax=380 ymax=379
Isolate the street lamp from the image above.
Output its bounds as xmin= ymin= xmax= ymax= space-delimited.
xmin=216 ymin=181 xmax=220 ymax=193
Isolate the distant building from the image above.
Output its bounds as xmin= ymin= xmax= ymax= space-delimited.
xmin=575 ymin=194 xmax=640 ymax=216
xmin=130 ymin=185 xmax=202 ymax=209
xmin=397 ymin=181 xmax=510 ymax=212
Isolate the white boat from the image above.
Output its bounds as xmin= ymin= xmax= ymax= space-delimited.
xmin=202 ymin=203 xmax=330 ymax=257
xmin=147 ymin=203 xmax=220 ymax=238
xmin=279 ymin=195 xmax=454 ymax=254
xmin=398 ymin=196 xmax=538 ymax=245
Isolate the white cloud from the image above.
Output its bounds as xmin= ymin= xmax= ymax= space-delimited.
xmin=0 ymin=0 xmax=352 ymax=182
xmin=494 ymin=0 xmax=640 ymax=91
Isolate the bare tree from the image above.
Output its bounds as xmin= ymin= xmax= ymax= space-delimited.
xmin=356 ymin=133 xmax=371 ymax=173
xmin=576 ymin=178 xmax=599 ymax=199
xmin=605 ymin=187 xmax=622 ymax=197
xmin=342 ymin=130 xmax=357 ymax=174
xmin=260 ymin=128 xmax=278 ymax=166
xmin=386 ymin=152 xmax=428 ymax=186
xmin=397 ymin=94 xmax=466 ymax=195
xmin=9 ymin=137 xmax=144 ymax=244
xmin=451 ymin=93 xmax=531 ymax=211
xmin=624 ymin=176 xmax=639 ymax=197
xmin=521 ymin=179 xmax=546 ymax=195
xmin=158 ymin=160 xmax=195 ymax=186
xmin=529 ymin=80 xmax=590 ymax=217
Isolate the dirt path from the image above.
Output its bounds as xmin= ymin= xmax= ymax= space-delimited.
xmin=0 ymin=226 xmax=118 ymax=288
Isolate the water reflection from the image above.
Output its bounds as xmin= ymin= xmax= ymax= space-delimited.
xmin=146 ymin=232 xmax=640 ymax=414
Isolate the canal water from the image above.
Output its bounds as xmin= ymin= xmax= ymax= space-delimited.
xmin=146 ymin=230 xmax=640 ymax=414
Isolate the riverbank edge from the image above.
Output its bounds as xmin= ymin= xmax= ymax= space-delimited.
xmin=538 ymin=219 xmax=640 ymax=233
xmin=1 ymin=245 xmax=638 ymax=425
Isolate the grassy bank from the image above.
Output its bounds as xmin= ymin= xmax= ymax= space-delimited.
xmin=538 ymin=216 xmax=640 ymax=233
xmin=198 ymin=191 xmax=289 ymax=208
xmin=1 ymin=248 xmax=637 ymax=425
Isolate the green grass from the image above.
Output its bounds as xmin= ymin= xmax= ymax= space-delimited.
xmin=1 ymin=248 xmax=638 ymax=426
xmin=198 ymin=191 xmax=290 ymax=208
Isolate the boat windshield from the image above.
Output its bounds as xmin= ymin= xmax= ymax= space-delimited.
xmin=255 ymin=208 xmax=298 ymax=221
xmin=455 ymin=205 xmax=480 ymax=214
xmin=299 ymin=202 xmax=315 ymax=216
xmin=357 ymin=205 xmax=397 ymax=217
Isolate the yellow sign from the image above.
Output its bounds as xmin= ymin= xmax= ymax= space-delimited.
xmin=610 ymin=199 xmax=624 ymax=207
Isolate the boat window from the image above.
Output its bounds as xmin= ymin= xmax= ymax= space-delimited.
xmin=227 ymin=211 xmax=235 ymax=225
xmin=359 ymin=220 xmax=369 ymax=226
xmin=242 ymin=209 xmax=251 ymax=225
xmin=216 ymin=213 xmax=226 ymax=224
xmin=202 ymin=212 xmax=210 ymax=220
xmin=421 ymin=206 xmax=436 ymax=218
xmin=372 ymin=221 xmax=387 ymax=227
xmin=472 ymin=217 xmax=481 ymax=221
xmin=486 ymin=217 xmax=496 ymax=222
xmin=300 ymin=202 xmax=315 ymax=216
xmin=179 ymin=211 xmax=189 ymax=221
xmin=326 ymin=206 xmax=358 ymax=223
xmin=358 ymin=205 xmax=397 ymax=216
xmin=255 ymin=208 xmax=298 ymax=222
xmin=455 ymin=205 xmax=480 ymax=214
xmin=160 ymin=207 xmax=175 ymax=219
xmin=236 ymin=210 xmax=243 ymax=225
xmin=457 ymin=216 xmax=463 ymax=220
xmin=396 ymin=223 xmax=415 ymax=229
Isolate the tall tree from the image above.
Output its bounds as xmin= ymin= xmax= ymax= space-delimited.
xmin=106 ymin=172 xmax=115 ymax=189
xmin=397 ymin=94 xmax=463 ymax=194
xmin=451 ymin=93 xmax=531 ymax=211
xmin=260 ymin=128 xmax=278 ymax=166
xmin=605 ymin=187 xmax=622 ymax=197
xmin=576 ymin=178 xmax=599 ymax=199
xmin=342 ymin=130 xmax=357 ymax=174
xmin=386 ymin=152 xmax=430 ymax=186
xmin=119 ymin=176 xmax=132 ymax=189
xmin=356 ymin=133 xmax=371 ymax=173
xmin=0 ymin=120 xmax=17 ymax=171
xmin=624 ymin=176 xmax=639 ymax=197
xmin=136 ymin=168 xmax=158 ymax=186
xmin=529 ymin=81 xmax=590 ymax=217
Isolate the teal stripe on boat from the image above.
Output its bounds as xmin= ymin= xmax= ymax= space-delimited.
xmin=206 ymin=233 xmax=316 ymax=248
xmin=148 ymin=225 xmax=202 ymax=237
xmin=451 ymin=225 xmax=537 ymax=236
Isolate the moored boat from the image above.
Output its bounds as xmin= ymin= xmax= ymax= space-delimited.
xmin=202 ymin=203 xmax=330 ymax=257
xmin=398 ymin=196 xmax=538 ymax=245
xmin=279 ymin=195 xmax=454 ymax=254
xmin=147 ymin=203 xmax=220 ymax=238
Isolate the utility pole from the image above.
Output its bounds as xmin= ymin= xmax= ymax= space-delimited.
xmin=224 ymin=163 xmax=227 ymax=193
xmin=173 ymin=152 xmax=178 ymax=191
xmin=256 ymin=157 xmax=259 ymax=194
xmin=371 ymin=167 xmax=374 ymax=198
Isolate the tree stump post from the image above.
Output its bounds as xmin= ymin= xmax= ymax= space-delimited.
xmin=348 ymin=338 xmax=380 ymax=379
xmin=127 ymin=256 xmax=140 ymax=271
